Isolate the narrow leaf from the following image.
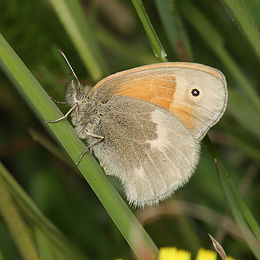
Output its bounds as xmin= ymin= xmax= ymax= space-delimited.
xmin=48 ymin=0 xmax=107 ymax=81
xmin=0 ymin=32 xmax=158 ymax=260
xmin=132 ymin=0 xmax=168 ymax=62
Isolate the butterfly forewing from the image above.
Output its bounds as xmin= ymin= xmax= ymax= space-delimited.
xmin=92 ymin=62 xmax=227 ymax=141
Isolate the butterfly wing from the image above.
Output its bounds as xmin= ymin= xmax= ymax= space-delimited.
xmin=92 ymin=62 xmax=227 ymax=141
xmin=89 ymin=95 xmax=200 ymax=207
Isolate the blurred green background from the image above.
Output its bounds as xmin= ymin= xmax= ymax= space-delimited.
xmin=0 ymin=0 xmax=260 ymax=259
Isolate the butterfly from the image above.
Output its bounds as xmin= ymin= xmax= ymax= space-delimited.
xmin=48 ymin=56 xmax=228 ymax=208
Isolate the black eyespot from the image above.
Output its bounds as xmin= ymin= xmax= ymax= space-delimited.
xmin=191 ymin=88 xmax=200 ymax=97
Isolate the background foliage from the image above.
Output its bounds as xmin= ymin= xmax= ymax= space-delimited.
xmin=0 ymin=0 xmax=260 ymax=259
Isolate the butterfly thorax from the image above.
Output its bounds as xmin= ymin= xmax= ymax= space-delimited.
xmin=65 ymin=82 xmax=102 ymax=140
xmin=71 ymin=98 xmax=100 ymax=140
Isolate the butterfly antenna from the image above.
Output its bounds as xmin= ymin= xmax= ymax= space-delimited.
xmin=58 ymin=49 xmax=81 ymax=87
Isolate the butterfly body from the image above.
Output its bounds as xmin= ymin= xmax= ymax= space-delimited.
xmin=62 ymin=62 xmax=228 ymax=207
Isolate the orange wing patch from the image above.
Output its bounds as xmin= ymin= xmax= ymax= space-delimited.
xmin=114 ymin=75 xmax=176 ymax=111
xmin=92 ymin=62 xmax=224 ymax=132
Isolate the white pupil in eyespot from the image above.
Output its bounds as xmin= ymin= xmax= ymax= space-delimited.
xmin=191 ymin=88 xmax=200 ymax=97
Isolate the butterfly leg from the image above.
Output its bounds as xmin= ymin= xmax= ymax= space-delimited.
xmin=46 ymin=103 xmax=78 ymax=123
xmin=76 ymin=133 xmax=104 ymax=166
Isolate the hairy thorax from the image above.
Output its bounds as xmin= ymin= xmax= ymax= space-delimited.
xmin=70 ymin=98 xmax=102 ymax=140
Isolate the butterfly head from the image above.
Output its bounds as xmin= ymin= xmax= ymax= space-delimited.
xmin=65 ymin=80 xmax=92 ymax=106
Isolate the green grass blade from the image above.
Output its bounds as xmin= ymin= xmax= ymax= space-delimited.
xmin=243 ymin=0 xmax=260 ymax=26
xmin=221 ymin=121 xmax=260 ymax=163
xmin=228 ymin=90 xmax=260 ymax=140
xmin=216 ymin=161 xmax=260 ymax=259
xmin=154 ymin=0 xmax=193 ymax=61
xmin=28 ymin=128 xmax=75 ymax=169
xmin=0 ymin=168 xmax=40 ymax=260
xmin=216 ymin=48 xmax=260 ymax=112
xmin=0 ymin=251 xmax=5 ymax=260
xmin=178 ymin=0 xmax=224 ymax=48
xmin=34 ymin=227 xmax=73 ymax=260
xmin=178 ymin=0 xmax=260 ymax=112
xmin=230 ymin=183 xmax=260 ymax=241
xmin=34 ymin=227 xmax=55 ymax=260
xmin=0 ymin=33 xmax=158 ymax=259
xmin=205 ymin=136 xmax=260 ymax=259
xmin=131 ymin=0 xmax=168 ymax=62
xmin=48 ymin=0 xmax=108 ymax=81
xmin=0 ymin=162 xmax=88 ymax=260
xmin=220 ymin=0 xmax=260 ymax=60
xmin=96 ymin=26 xmax=158 ymax=65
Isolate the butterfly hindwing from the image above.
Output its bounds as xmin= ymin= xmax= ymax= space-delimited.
xmin=88 ymin=95 xmax=200 ymax=207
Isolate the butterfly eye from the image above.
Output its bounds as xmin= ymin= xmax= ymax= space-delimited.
xmin=76 ymin=92 xmax=84 ymax=101
xmin=191 ymin=88 xmax=200 ymax=97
